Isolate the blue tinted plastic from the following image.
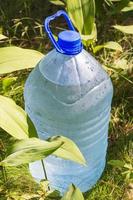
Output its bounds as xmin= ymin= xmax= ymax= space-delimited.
xmin=24 ymin=48 xmax=113 ymax=193
xmin=58 ymin=30 xmax=82 ymax=55
xmin=44 ymin=10 xmax=82 ymax=55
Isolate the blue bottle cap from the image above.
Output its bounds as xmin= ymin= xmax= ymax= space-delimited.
xmin=44 ymin=10 xmax=83 ymax=55
xmin=58 ymin=30 xmax=82 ymax=55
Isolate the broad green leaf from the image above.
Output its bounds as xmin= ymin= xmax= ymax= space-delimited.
xmin=61 ymin=184 xmax=84 ymax=200
xmin=0 ymin=136 xmax=86 ymax=166
xmin=81 ymin=24 xmax=97 ymax=41
xmin=121 ymin=1 xmax=133 ymax=12
xmin=0 ymin=46 xmax=43 ymax=74
xmin=0 ymin=138 xmax=63 ymax=166
xmin=49 ymin=0 xmax=65 ymax=6
xmin=108 ymin=160 xmax=125 ymax=168
xmin=67 ymin=0 xmax=95 ymax=35
xmin=93 ymin=41 xmax=123 ymax=53
xmin=113 ymin=25 xmax=133 ymax=34
xmin=0 ymin=95 xmax=37 ymax=139
xmin=49 ymin=136 xmax=86 ymax=166
xmin=0 ymin=34 xmax=7 ymax=40
xmin=81 ymin=23 xmax=97 ymax=46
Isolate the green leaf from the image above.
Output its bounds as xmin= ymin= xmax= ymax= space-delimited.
xmin=121 ymin=1 xmax=133 ymax=12
xmin=0 ymin=136 xmax=86 ymax=166
xmin=0 ymin=138 xmax=63 ymax=166
xmin=2 ymin=77 xmax=17 ymax=91
xmin=81 ymin=23 xmax=97 ymax=46
xmin=108 ymin=160 xmax=125 ymax=168
xmin=46 ymin=190 xmax=61 ymax=199
xmin=49 ymin=136 xmax=86 ymax=166
xmin=49 ymin=0 xmax=65 ymax=6
xmin=61 ymin=184 xmax=84 ymax=200
xmin=113 ymin=25 xmax=133 ymax=34
xmin=67 ymin=0 xmax=95 ymax=35
xmin=113 ymin=58 xmax=128 ymax=70
xmin=0 ymin=46 xmax=44 ymax=74
xmin=124 ymin=163 xmax=133 ymax=170
xmin=110 ymin=0 xmax=121 ymax=1
xmin=93 ymin=41 xmax=123 ymax=53
xmin=0 ymin=34 xmax=7 ymax=40
xmin=104 ymin=0 xmax=112 ymax=6
xmin=0 ymin=95 xmax=37 ymax=139
xmin=125 ymin=171 xmax=131 ymax=180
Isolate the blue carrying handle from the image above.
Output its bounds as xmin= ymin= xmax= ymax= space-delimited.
xmin=44 ymin=10 xmax=76 ymax=53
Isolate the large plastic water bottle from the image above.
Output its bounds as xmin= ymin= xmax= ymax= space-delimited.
xmin=24 ymin=10 xmax=113 ymax=193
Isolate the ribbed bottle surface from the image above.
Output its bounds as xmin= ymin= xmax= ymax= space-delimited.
xmin=24 ymin=49 xmax=113 ymax=193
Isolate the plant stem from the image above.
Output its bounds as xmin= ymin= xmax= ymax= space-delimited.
xmin=41 ymin=159 xmax=48 ymax=180
xmin=0 ymin=155 xmax=7 ymax=183
xmin=41 ymin=159 xmax=50 ymax=190
xmin=2 ymin=167 xmax=7 ymax=183
xmin=0 ymin=140 xmax=7 ymax=183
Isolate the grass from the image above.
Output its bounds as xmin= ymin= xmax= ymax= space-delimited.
xmin=0 ymin=1 xmax=133 ymax=199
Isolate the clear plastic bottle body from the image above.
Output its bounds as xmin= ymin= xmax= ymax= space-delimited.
xmin=24 ymin=49 xmax=113 ymax=193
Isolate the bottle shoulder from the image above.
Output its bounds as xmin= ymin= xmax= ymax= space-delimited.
xmin=24 ymin=50 xmax=113 ymax=105
xmin=39 ymin=49 xmax=110 ymax=87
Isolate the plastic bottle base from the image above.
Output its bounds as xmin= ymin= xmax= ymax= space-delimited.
xmin=29 ymin=160 xmax=105 ymax=194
